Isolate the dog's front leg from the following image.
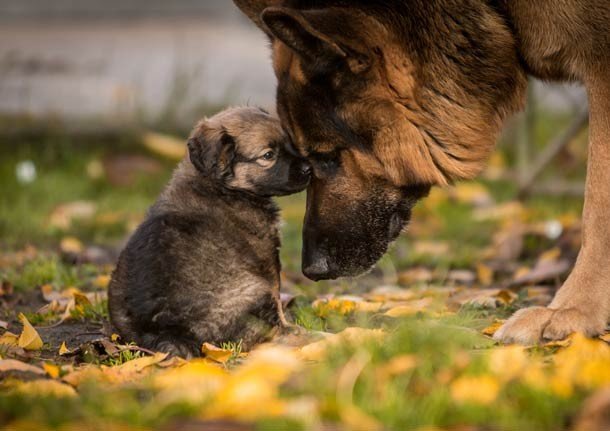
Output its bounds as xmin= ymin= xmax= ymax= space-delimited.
xmin=495 ymin=74 xmax=610 ymax=344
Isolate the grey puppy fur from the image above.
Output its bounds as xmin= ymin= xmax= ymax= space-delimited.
xmin=108 ymin=107 xmax=311 ymax=357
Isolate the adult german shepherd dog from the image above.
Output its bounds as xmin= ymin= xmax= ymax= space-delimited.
xmin=234 ymin=0 xmax=609 ymax=344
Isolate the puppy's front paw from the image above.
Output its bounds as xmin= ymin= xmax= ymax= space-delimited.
xmin=493 ymin=306 xmax=554 ymax=345
xmin=542 ymin=307 xmax=606 ymax=340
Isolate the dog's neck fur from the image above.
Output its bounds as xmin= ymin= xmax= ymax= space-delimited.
xmin=373 ymin=0 xmax=527 ymax=184
xmin=153 ymin=159 xmax=279 ymax=222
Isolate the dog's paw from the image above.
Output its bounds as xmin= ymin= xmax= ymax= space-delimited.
xmin=493 ymin=306 xmax=554 ymax=345
xmin=494 ymin=306 xmax=607 ymax=345
xmin=542 ymin=307 xmax=606 ymax=340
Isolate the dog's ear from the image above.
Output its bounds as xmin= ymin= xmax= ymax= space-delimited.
xmin=261 ymin=7 xmax=370 ymax=74
xmin=233 ymin=0 xmax=284 ymax=33
xmin=188 ymin=126 xmax=236 ymax=180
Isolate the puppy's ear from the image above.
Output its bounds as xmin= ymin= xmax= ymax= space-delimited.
xmin=188 ymin=126 xmax=236 ymax=179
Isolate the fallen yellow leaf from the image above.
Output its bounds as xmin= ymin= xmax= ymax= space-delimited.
xmin=0 ymin=331 xmax=19 ymax=346
xmin=299 ymin=328 xmax=385 ymax=361
xmin=538 ymin=247 xmax=561 ymax=263
xmin=378 ymin=354 xmax=417 ymax=376
xmin=450 ymin=375 xmax=500 ymax=405
xmin=12 ymin=380 xmax=77 ymax=398
xmin=452 ymin=182 xmax=492 ymax=206
xmin=489 ymin=346 xmax=527 ymax=381
xmin=153 ymin=359 xmax=227 ymax=405
xmin=482 ymin=320 xmax=505 ymax=337
xmin=201 ymin=343 xmax=233 ymax=364
xmin=142 ymin=132 xmax=186 ymax=160
xmin=43 ymin=363 xmax=60 ymax=379
xmin=476 ymin=263 xmax=494 ymax=285
xmin=17 ymin=313 xmax=43 ymax=350
xmin=60 ymin=236 xmax=84 ymax=254
xmin=93 ymin=274 xmax=111 ymax=289
xmin=384 ymin=298 xmax=433 ymax=317
xmin=58 ymin=341 xmax=70 ymax=356
xmin=313 ymin=298 xmax=356 ymax=317
xmin=553 ymin=333 xmax=610 ymax=390
xmin=102 ymin=352 xmax=169 ymax=384
xmin=73 ymin=291 xmax=92 ymax=309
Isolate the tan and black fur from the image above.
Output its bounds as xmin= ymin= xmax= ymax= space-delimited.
xmin=108 ymin=107 xmax=310 ymax=357
xmin=234 ymin=0 xmax=609 ymax=343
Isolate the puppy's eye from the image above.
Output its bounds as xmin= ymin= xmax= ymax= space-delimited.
xmin=261 ymin=151 xmax=275 ymax=161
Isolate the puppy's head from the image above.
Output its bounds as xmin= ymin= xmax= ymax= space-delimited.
xmin=188 ymin=107 xmax=311 ymax=196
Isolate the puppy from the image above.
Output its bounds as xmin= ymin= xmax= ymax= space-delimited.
xmin=108 ymin=107 xmax=310 ymax=357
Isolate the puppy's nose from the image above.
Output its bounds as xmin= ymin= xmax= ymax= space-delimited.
xmin=300 ymin=161 xmax=312 ymax=177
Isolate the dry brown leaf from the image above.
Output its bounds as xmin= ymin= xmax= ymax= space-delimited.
xmin=0 ymin=359 xmax=45 ymax=375
xmin=600 ymin=333 xmax=610 ymax=343
xmin=201 ymin=343 xmax=233 ymax=364
xmin=510 ymin=259 xmax=571 ymax=287
xmin=0 ymin=320 xmax=8 ymax=330
xmin=573 ymin=387 xmax=610 ymax=431
xmin=17 ymin=313 xmax=43 ymax=350
xmin=483 ymin=222 xmax=525 ymax=261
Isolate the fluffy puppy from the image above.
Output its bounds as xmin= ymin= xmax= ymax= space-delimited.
xmin=108 ymin=107 xmax=311 ymax=357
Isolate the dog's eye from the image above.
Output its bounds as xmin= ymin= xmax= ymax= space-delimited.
xmin=261 ymin=151 xmax=275 ymax=161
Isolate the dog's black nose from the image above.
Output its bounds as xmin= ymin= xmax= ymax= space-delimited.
xmin=300 ymin=161 xmax=312 ymax=177
xmin=303 ymin=256 xmax=329 ymax=281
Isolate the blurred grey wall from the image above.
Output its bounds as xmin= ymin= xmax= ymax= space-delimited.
xmin=0 ymin=0 xmax=276 ymax=126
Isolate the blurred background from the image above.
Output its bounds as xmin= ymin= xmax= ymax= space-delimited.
xmin=0 ymin=0 xmax=591 ymax=294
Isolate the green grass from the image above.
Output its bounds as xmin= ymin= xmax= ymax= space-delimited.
xmin=0 ymin=128 xmax=173 ymax=248
xmin=0 ymin=119 xmax=593 ymax=431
